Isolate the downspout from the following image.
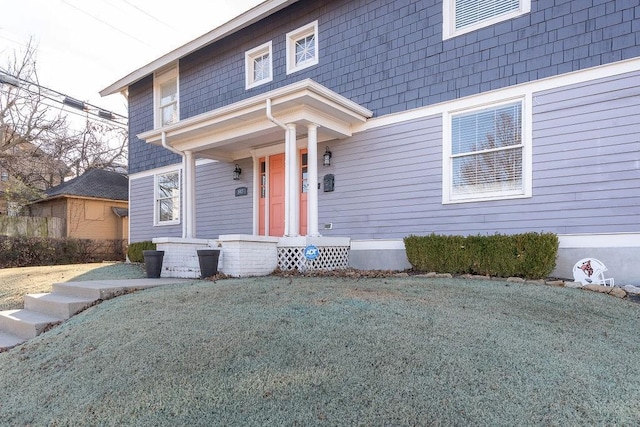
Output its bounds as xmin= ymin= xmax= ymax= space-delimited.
xmin=266 ymin=98 xmax=286 ymax=130
xmin=162 ymin=131 xmax=187 ymax=238
xmin=266 ymin=99 xmax=290 ymax=236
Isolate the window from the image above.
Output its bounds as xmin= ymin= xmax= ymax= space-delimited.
xmin=443 ymin=0 xmax=531 ymax=39
xmin=286 ymin=21 xmax=319 ymax=74
xmin=245 ymin=41 xmax=273 ymax=89
xmin=0 ymin=171 xmax=8 ymax=182
xmin=155 ymin=171 xmax=180 ymax=225
xmin=154 ymin=66 xmax=179 ymax=127
xmin=444 ymin=98 xmax=530 ymax=203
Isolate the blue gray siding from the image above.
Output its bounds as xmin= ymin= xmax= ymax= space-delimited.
xmin=131 ymin=69 xmax=640 ymax=242
xmin=129 ymin=0 xmax=640 ymax=173
xmin=129 ymin=159 xmax=254 ymax=243
xmin=195 ymin=159 xmax=253 ymax=239
xmin=128 ymin=76 xmax=181 ymax=174
xmin=318 ymin=70 xmax=640 ymax=239
xmin=129 ymin=174 xmax=182 ymax=242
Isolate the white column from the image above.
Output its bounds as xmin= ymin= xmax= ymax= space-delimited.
xmin=251 ymin=152 xmax=259 ymax=236
xmin=283 ymin=128 xmax=291 ymax=236
xmin=307 ymin=124 xmax=320 ymax=237
xmin=183 ymin=150 xmax=196 ymax=238
xmin=287 ymin=123 xmax=299 ymax=237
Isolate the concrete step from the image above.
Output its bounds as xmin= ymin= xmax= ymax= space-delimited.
xmin=0 ymin=309 xmax=62 ymax=340
xmin=0 ymin=331 xmax=26 ymax=351
xmin=52 ymin=278 xmax=188 ymax=300
xmin=24 ymin=293 xmax=97 ymax=320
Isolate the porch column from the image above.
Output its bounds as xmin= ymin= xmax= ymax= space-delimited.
xmin=183 ymin=150 xmax=196 ymax=238
xmin=283 ymin=125 xmax=291 ymax=236
xmin=286 ymin=123 xmax=299 ymax=237
xmin=307 ymin=123 xmax=320 ymax=236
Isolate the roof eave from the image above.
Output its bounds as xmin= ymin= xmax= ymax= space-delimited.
xmin=100 ymin=0 xmax=300 ymax=97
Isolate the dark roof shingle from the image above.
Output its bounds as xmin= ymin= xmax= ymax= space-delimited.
xmin=45 ymin=169 xmax=128 ymax=201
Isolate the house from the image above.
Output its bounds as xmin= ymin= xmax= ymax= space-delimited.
xmin=101 ymin=0 xmax=640 ymax=283
xmin=27 ymin=169 xmax=129 ymax=245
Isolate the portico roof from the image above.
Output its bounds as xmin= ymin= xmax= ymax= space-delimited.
xmin=137 ymin=79 xmax=373 ymax=161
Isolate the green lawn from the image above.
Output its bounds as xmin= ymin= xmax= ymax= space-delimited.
xmin=0 ymin=275 xmax=638 ymax=425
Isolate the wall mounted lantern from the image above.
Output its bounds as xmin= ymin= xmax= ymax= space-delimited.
xmin=233 ymin=164 xmax=242 ymax=180
xmin=323 ymin=146 xmax=332 ymax=166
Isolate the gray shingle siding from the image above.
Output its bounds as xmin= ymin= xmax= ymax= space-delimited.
xmin=129 ymin=0 xmax=640 ymax=174
xmin=128 ymin=76 xmax=181 ymax=174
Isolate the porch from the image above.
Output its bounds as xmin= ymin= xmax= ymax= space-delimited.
xmin=153 ymin=235 xmax=350 ymax=278
xmin=138 ymin=80 xmax=372 ymax=277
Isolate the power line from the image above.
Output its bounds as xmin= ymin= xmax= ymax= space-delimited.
xmin=60 ymin=0 xmax=154 ymax=48
xmin=0 ymin=70 xmax=128 ymax=128
xmin=117 ymin=0 xmax=179 ymax=32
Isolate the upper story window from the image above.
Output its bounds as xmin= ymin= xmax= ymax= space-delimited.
xmin=286 ymin=21 xmax=319 ymax=74
xmin=155 ymin=170 xmax=181 ymax=225
xmin=245 ymin=41 xmax=273 ymax=89
xmin=154 ymin=65 xmax=179 ymax=128
xmin=443 ymin=97 xmax=531 ymax=203
xmin=443 ymin=0 xmax=531 ymax=39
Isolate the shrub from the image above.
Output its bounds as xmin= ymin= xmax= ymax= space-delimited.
xmin=127 ymin=241 xmax=156 ymax=263
xmin=0 ymin=236 xmax=126 ymax=268
xmin=404 ymin=232 xmax=559 ymax=279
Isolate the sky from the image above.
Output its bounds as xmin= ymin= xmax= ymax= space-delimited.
xmin=0 ymin=0 xmax=264 ymax=118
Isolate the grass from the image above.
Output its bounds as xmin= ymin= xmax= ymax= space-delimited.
xmin=0 ymin=262 xmax=146 ymax=310
xmin=0 ymin=274 xmax=639 ymax=425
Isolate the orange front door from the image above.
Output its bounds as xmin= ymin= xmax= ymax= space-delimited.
xmin=258 ymin=151 xmax=308 ymax=237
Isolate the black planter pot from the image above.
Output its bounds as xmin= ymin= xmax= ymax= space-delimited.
xmin=143 ymin=250 xmax=165 ymax=278
xmin=197 ymin=249 xmax=220 ymax=278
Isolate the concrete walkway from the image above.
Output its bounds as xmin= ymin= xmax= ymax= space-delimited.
xmin=0 ymin=278 xmax=193 ymax=351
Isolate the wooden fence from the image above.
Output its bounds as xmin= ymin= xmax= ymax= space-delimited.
xmin=0 ymin=216 xmax=64 ymax=238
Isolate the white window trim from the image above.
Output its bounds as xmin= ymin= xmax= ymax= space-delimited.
xmin=443 ymin=0 xmax=531 ymax=40
xmin=154 ymin=170 xmax=181 ymax=226
xmin=153 ymin=64 xmax=179 ymax=128
xmin=442 ymin=93 xmax=532 ymax=204
xmin=286 ymin=20 xmax=319 ymax=75
xmin=245 ymin=41 xmax=273 ymax=89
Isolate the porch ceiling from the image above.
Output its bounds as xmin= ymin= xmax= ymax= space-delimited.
xmin=137 ymin=79 xmax=373 ymax=161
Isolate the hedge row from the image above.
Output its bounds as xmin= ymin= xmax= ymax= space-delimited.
xmin=126 ymin=241 xmax=156 ymax=263
xmin=404 ymin=232 xmax=559 ymax=279
xmin=0 ymin=236 xmax=126 ymax=268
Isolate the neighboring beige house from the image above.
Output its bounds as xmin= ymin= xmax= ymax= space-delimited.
xmin=27 ymin=169 xmax=128 ymax=241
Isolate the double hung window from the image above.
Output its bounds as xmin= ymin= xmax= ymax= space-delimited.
xmin=444 ymin=99 xmax=530 ymax=203
xmin=155 ymin=171 xmax=180 ymax=225
xmin=443 ymin=0 xmax=531 ymax=39
xmin=154 ymin=66 xmax=179 ymax=127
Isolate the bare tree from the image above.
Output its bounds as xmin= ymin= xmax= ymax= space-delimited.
xmin=0 ymin=41 xmax=128 ymax=213
xmin=0 ymin=39 xmax=67 ymax=152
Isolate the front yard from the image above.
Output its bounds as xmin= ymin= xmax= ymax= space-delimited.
xmin=0 ymin=273 xmax=638 ymax=425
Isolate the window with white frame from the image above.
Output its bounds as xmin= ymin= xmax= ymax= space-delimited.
xmin=444 ymin=99 xmax=530 ymax=203
xmin=154 ymin=66 xmax=179 ymax=127
xmin=443 ymin=0 xmax=531 ymax=39
xmin=0 ymin=170 xmax=8 ymax=182
xmin=245 ymin=41 xmax=273 ymax=89
xmin=286 ymin=21 xmax=319 ymax=74
xmin=155 ymin=171 xmax=180 ymax=225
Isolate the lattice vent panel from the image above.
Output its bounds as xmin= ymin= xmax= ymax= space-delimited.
xmin=277 ymin=246 xmax=349 ymax=271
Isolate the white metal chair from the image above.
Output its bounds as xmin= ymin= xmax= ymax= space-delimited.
xmin=573 ymin=258 xmax=614 ymax=287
